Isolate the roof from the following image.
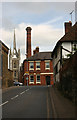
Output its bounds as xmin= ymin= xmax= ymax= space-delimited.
xmin=0 ymin=40 xmax=9 ymax=50
xmin=24 ymin=52 xmax=52 ymax=61
xmin=52 ymin=22 xmax=77 ymax=57
xmin=59 ymin=22 xmax=77 ymax=42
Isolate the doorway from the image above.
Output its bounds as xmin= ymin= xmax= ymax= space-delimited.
xmin=46 ymin=76 xmax=50 ymax=85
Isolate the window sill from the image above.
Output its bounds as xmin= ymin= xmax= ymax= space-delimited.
xmin=45 ymin=68 xmax=50 ymax=70
xmin=36 ymin=82 xmax=41 ymax=84
xmin=36 ymin=68 xmax=40 ymax=70
xmin=29 ymin=82 xmax=34 ymax=84
xmin=29 ymin=69 xmax=34 ymax=71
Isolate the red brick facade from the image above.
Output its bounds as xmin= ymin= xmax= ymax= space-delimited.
xmin=26 ymin=27 xmax=32 ymax=58
xmin=23 ymin=26 xmax=53 ymax=86
xmin=23 ymin=56 xmax=53 ymax=86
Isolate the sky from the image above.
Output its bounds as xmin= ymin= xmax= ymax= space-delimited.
xmin=0 ymin=1 xmax=76 ymax=65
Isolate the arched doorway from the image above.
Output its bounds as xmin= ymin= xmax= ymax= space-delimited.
xmin=46 ymin=76 xmax=50 ymax=85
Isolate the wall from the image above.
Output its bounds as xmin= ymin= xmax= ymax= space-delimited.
xmin=2 ymin=43 xmax=13 ymax=88
xmin=23 ymin=60 xmax=53 ymax=86
xmin=53 ymin=45 xmax=62 ymax=83
xmin=62 ymin=42 xmax=71 ymax=58
xmin=59 ymin=51 xmax=77 ymax=103
xmin=2 ymin=45 xmax=9 ymax=88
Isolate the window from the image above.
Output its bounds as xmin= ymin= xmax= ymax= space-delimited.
xmin=29 ymin=62 xmax=34 ymax=70
xmin=14 ymin=71 xmax=16 ymax=77
xmin=36 ymin=62 xmax=40 ymax=70
xmin=14 ymin=62 xmax=16 ymax=68
xmin=30 ymin=75 xmax=34 ymax=83
xmin=36 ymin=75 xmax=40 ymax=83
xmin=45 ymin=62 xmax=50 ymax=69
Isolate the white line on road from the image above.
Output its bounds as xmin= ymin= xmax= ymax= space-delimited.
xmin=0 ymin=101 xmax=8 ymax=107
xmin=26 ymin=89 xmax=29 ymax=92
xmin=20 ymin=91 xmax=25 ymax=95
xmin=11 ymin=95 xmax=19 ymax=100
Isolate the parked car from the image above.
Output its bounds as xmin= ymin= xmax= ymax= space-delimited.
xmin=13 ymin=81 xmax=23 ymax=86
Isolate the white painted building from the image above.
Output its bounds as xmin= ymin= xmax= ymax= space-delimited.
xmin=52 ymin=21 xmax=77 ymax=83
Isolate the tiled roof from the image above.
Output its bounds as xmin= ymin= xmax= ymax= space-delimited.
xmin=52 ymin=22 xmax=77 ymax=56
xmin=59 ymin=22 xmax=77 ymax=42
xmin=24 ymin=52 xmax=52 ymax=61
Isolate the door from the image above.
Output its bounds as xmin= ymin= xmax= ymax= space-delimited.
xmin=46 ymin=76 xmax=50 ymax=85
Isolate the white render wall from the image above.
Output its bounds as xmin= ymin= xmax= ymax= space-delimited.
xmin=62 ymin=42 xmax=71 ymax=58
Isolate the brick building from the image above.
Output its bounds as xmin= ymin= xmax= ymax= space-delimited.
xmin=0 ymin=40 xmax=13 ymax=88
xmin=23 ymin=27 xmax=53 ymax=86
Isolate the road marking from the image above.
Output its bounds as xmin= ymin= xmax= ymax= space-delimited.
xmin=11 ymin=95 xmax=19 ymax=100
xmin=26 ymin=89 xmax=29 ymax=92
xmin=0 ymin=101 xmax=8 ymax=107
xmin=20 ymin=91 xmax=25 ymax=95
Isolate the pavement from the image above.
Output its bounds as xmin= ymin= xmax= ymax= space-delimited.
xmin=49 ymin=85 xmax=77 ymax=119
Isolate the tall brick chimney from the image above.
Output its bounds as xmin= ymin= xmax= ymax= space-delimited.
xmin=26 ymin=27 xmax=32 ymax=58
xmin=64 ymin=21 xmax=72 ymax=34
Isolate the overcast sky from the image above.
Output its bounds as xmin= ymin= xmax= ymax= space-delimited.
xmin=0 ymin=1 xmax=76 ymax=64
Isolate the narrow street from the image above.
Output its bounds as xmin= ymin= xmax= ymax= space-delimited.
xmin=2 ymin=86 xmax=52 ymax=118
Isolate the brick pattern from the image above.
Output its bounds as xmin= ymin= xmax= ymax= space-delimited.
xmin=26 ymin=27 xmax=32 ymax=58
xmin=23 ymin=60 xmax=53 ymax=86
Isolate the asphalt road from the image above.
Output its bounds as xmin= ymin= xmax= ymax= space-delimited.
xmin=2 ymin=86 xmax=52 ymax=119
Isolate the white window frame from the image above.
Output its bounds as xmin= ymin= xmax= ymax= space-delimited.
xmin=29 ymin=62 xmax=34 ymax=70
xmin=36 ymin=74 xmax=41 ymax=84
xmin=29 ymin=74 xmax=34 ymax=84
xmin=45 ymin=61 xmax=50 ymax=70
xmin=36 ymin=62 xmax=40 ymax=70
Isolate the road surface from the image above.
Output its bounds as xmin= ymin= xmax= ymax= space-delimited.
xmin=2 ymin=86 xmax=52 ymax=119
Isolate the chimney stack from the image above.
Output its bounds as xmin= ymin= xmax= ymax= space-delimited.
xmin=26 ymin=27 xmax=32 ymax=58
xmin=33 ymin=47 xmax=39 ymax=55
xmin=36 ymin=47 xmax=39 ymax=53
xmin=64 ymin=21 xmax=72 ymax=34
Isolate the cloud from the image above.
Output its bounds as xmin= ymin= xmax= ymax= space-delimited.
xmin=0 ymin=22 xmax=63 ymax=64
xmin=1 ymin=0 xmax=76 ymax=2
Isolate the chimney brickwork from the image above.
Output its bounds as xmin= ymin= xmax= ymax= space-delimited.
xmin=26 ymin=27 xmax=32 ymax=58
xmin=65 ymin=21 xmax=72 ymax=34
xmin=33 ymin=47 xmax=39 ymax=55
